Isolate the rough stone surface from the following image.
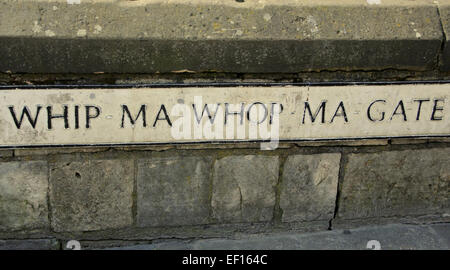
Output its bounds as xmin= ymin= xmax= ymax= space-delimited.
xmin=0 ymin=0 xmax=442 ymax=73
xmin=430 ymin=223 xmax=450 ymax=247
xmin=440 ymin=3 xmax=450 ymax=71
xmin=390 ymin=138 xmax=429 ymax=145
xmin=212 ymin=155 xmax=279 ymax=223
xmin=49 ymin=159 xmax=134 ymax=232
xmin=101 ymin=223 xmax=450 ymax=250
xmin=137 ymin=156 xmax=213 ymax=227
xmin=191 ymin=224 xmax=450 ymax=250
xmin=280 ymin=153 xmax=341 ymax=223
xmin=14 ymin=147 xmax=108 ymax=157
xmin=0 ymin=161 xmax=48 ymax=231
xmin=338 ymin=148 xmax=450 ymax=220
xmin=103 ymin=240 xmax=192 ymax=250
xmin=0 ymin=239 xmax=59 ymax=250
xmin=0 ymin=150 xmax=12 ymax=158
xmin=295 ymin=140 xmax=388 ymax=147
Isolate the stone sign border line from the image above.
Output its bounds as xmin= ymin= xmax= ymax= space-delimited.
xmin=0 ymin=136 xmax=449 ymax=150
xmin=0 ymin=81 xmax=449 ymax=149
xmin=2 ymin=80 xmax=450 ymax=90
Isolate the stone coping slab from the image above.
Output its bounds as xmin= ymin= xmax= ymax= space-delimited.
xmin=0 ymin=0 xmax=446 ymax=73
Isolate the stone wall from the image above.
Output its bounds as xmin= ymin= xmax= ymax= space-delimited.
xmin=0 ymin=141 xmax=448 ymax=249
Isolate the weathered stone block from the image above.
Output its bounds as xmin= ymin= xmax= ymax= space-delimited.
xmin=137 ymin=156 xmax=213 ymax=227
xmin=280 ymin=153 xmax=341 ymax=223
xmin=0 ymin=161 xmax=49 ymax=231
xmin=14 ymin=147 xmax=107 ymax=157
xmin=49 ymin=159 xmax=134 ymax=232
xmin=295 ymin=140 xmax=388 ymax=147
xmin=212 ymin=155 xmax=279 ymax=223
xmin=338 ymin=148 xmax=450 ymax=220
xmin=0 ymin=150 xmax=12 ymax=158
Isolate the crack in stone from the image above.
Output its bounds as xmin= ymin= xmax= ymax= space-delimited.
xmin=237 ymin=184 xmax=243 ymax=220
xmin=329 ymin=152 xmax=346 ymax=230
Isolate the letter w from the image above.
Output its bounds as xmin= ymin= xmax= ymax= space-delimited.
xmin=8 ymin=106 xmax=42 ymax=129
xmin=192 ymin=104 xmax=221 ymax=124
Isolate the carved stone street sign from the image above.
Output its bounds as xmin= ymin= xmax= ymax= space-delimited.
xmin=0 ymin=84 xmax=448 ymax=147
